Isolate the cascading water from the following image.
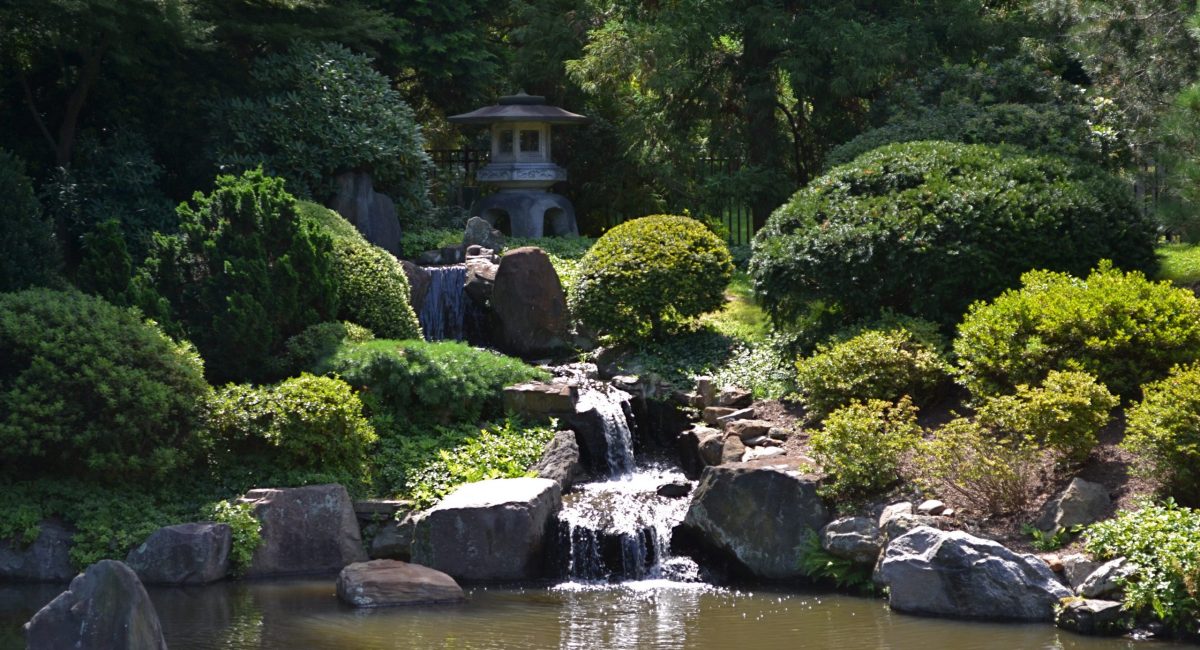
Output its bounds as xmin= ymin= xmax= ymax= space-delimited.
xmin=418 ymin=265 xmax=468 ymax=341
xmin=556 ymin=384 xmax=700 ymax=585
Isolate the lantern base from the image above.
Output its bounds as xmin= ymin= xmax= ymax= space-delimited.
xmin=472 ymin=190 xmax=579 ymax=238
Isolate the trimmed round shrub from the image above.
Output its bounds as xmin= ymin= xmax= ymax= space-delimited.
xmin=976 ymin=370 xmax=1117 ymax=464
xmin=215 ymin=42 xmax=432 ymax=219
xmin=205 ymin=373 xmax=377 ymax=483
xmin=1124 ymin=364 xmax=1200 ymax=503
xmin=137 ymin=169 xmax=339 ymax=384
xmin=909 ymin=418 xmax=1041 ymax=515
xmin=751 ymin=141 xmax=1157 ymax=329
xmin=299 ymin=202 xmax=421 ymax=340
xmin=809 ymin=397 xmax=921 ymax=501
xmin=0 ymin=149 xmax=59 ymax=292
xmin=279 ymin=321 xmax=375 ymax=377
xmin=956 ymin=262 xmax=1200 ymax=399
xmin=322 ymin=339 xmax=548 ymax=432
xmin=0 ymin=289 xmax=210 ymax=481
xmin=795 ymin=326 xmax=951 ymax=419
xmin=574 ymin=214 xmax=733 ymax=341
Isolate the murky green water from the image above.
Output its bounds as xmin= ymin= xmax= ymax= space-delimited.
xmin=2 ymin=578 xmax=1190 ymax=649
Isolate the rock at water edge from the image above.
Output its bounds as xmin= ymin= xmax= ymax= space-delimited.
xmin=238 ymin=484 xmax=367 ymax=578
xmin=126 ymin=522 xmax=232 ymax=585
xmin=679 ymin=466 xmax=829 ymax=580
xmin=531 ymin=430 xmax=588 ymax=491
xmin=337 ymin=559 xmax=465 ymax=607
xmin=411 ymin=477 xmax=561 ymax=582
xmin=820 ymin=517 xmax=882 ymax=565
xmin=23 ymin=559 xmax=167 ymax=649
xmin=877 ymin=526 xmax=1072 ymax=621
xmin=0 ymin=518 xmax=75 ymax=583
xmin=1056 ymin=599 xmax=1130 ymax=636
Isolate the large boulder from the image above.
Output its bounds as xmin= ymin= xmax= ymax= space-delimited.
xmin=490 ymin=247 xmax=570 ymax=357
xmin=238 ymin=484 xmax=367 ymax=578
xmin=820 ymin=517 xmax=882 ymax=565
xmin=678 ymin=466 xmax=829 ymax=580
xmin=125 ymin=522 xmax=231 ymax=585
xmin=23 ymin=560 xmax=167 ymax=649
xmin=411 ymin=478 xmax=561 ymax=582
xmin=330 ymin=170 xmax=402 ymax=255
xmin=531 ymin=430 xmax=588 ymax=491
xmin=336 ymin=559 xmax=465 ymax=608
xmin=503 ymin=381 xmax=578 ymax=420
xmin=0 ymin=518 xmax=74 ymax=583
xmin=1035 ymin=478 xmax=1111 ymax=533
xmin=877 ymin=526 xmax=1072 ymax=621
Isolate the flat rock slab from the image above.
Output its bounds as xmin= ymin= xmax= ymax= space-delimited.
xmin=411 ymin=478 xmax=561 ymax=582
xmin=877 ymin=526 xmax=1072 ymax=621
xmin=24 ymin=559 xmax=167 ymax=649
xmin=239 ymin=484 xmax=367 ymax=578
xmin=679 ymin=465 xmax=829 ymax=580
xmin=126 ymin=522 xmax=231 ymax=585
xmin=337 ymin=560 xmax=465 ymax=607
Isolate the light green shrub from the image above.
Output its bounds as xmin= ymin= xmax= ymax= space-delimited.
xmin=279 ymin=321 xmax=374 ymax=377
xmin=976 ymin=370 xmax=1118 ymax=464
xmin=809 ymin=397 xmax=921 ymax=501
xmin=1124 ymin=364 xmax=1200 ymax=503
xmin=0 ymin=289 xmax=210 ymax=482
xmin=909 ymin=418 xmax=1042 ymax=515
xmin=203 ymin=500 xmax=261 ymax=577
xmin=574 ymin=215 xmax=733 ymax=341
xmin=955 ymin=262 xmax=1200 ymax=399
xmin=795 ymin=327 xmax=951 ymax=420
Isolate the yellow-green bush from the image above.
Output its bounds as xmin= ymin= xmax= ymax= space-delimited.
xmin=976 ymin=370 xmax=1117 ymax=464
xmin=795 ymin=327 xmax=951 ymax=420
xmin=956 ymin=262 xmax=1200 ymax=399
xmin=1124 ymin=364 xmax=1200 ymax=503
xmin=809 ymin=397 xmax=921 ymax=501
xmin=573 ymin=215 xmax=733 ymax=341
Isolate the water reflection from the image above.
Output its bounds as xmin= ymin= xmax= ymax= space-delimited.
xmin=1 ymin=579 xmax=1189 ymax=649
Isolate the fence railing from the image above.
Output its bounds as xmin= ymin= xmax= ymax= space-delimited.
xmin=427 ymin=148 xmax=756 ymax=246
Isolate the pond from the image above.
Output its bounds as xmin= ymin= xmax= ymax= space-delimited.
xmin=2 ymin=578 xmax=1187 ymax=649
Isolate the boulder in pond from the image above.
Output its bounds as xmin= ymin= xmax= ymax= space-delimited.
xmin=1055 ymin=598 xmax=1130 ymax=636
xmin=411 ymin=477 xmax=561 ymax=582
xmin=820 ymin=517 xmax=882 ymax=565
xmin=336 ymin=559 xmax=465 ymax=607
xmin=23 ymin=559 xmax=166 ymax=649
xmin=238 ymin=484 xmax=367 ymax=578
xmin=490 ymin=247 xmax=570 ymax=357
xmin=876 ymin=526 xmax=1072 ymax=621
xmin=125 ymin=522 xmax=231 ymax=585
xmin=678 ymin=466 xmax=829 ymax=580
xmin=0 ymin=518 xmax=74 ymax=583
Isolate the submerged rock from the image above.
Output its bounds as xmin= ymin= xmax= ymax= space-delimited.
xmin=23 ymin=559 xmax=167 ymax=649
xmin=877 ymin=526 xmax=1072 ymax=621
xmin=238 ymin=484 xmax=367 ymax=578
xmin=678 ymin=465 xmax=829 ymax=580
xmin=336 ymin=559 xmax=465 ymax=607
xmin=411 ymin=477 xmax=561 ymax=582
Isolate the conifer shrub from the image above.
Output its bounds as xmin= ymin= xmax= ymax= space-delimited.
xmin=137 ymin=169 xmax=338 ymax=383
xmin=751 ymin=141 xmax=1156 ymax=330
xmin=574 ymin=214 xmax=733 ymax=341
xmin=0 ymin=289 xmax=209 ymax=482
xmin=956 ymin=262 xmax=1200 ymax=399
xmin=0 ymin=149 xmax=59 ymax=291
xmin=279 ymin=321 xmax=375 ymax=377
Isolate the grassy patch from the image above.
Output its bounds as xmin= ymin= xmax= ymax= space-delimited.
xmin=1157 ymin=243 xmax=1200 ymax=286
xmin=699 ymin=270 xmax=770 ymax=342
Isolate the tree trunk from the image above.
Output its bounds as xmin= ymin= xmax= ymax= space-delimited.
xmin=55 ymin=40 xmax=108 ymax=167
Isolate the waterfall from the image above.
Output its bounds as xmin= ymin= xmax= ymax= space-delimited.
xmin=573 ymin=385 xmax=635 ymax=478
xmin=418 ymin=265 xmax=467 ymax=341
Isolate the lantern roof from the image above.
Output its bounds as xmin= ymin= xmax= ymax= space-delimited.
xmin=448 ymin=92 xmax=588 ymax=125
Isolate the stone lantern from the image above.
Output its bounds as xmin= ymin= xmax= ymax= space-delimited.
xmin=448 ymin=92 xmax=587 ymax=238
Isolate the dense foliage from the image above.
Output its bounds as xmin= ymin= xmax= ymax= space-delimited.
xmin=976 ymin=371 xmax=1117 ymax=464
xmin=1124 ymin=364 xmax=1200 ymax=504
xmin=794 ymin=327 xmax=950 ymax=420
xmin=0 ymin=149 xmax=58 ymax=292
xmin=0 ymin=289 xmax=209 ymax=482
xmin=809 ymin=397 xmax=921 ymax=501
xmin=955 ymin=263 xmax=1200 ymax=399
xmin=574 ymin=215 xmax=733 ymax=341
xmin=1085 ymin=500 xmax=1200 ymax=628
xmin=320 ymin=339 xmax=547 ymax=432
xmin=751 ymin=142 xmax=1157 ymax=330
xmin=138 ymin=169 xmax=338 ymax=383
xmin=203 ymin=500 xmax=261 ymax=577
xmin=298 ymin=202 xmax=421 ymax=340
xmin=205 ymin=374 xmax=377 ymax=489
xmin=215 ymin=42 xmax=432 ymax=219
xmin=910 ymin=418 xmax=1042 ymax=515
xmin=278 ymin=321 xmax=375 ymax=379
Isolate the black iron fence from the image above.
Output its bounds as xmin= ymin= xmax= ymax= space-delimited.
xmin=426 ymin=148 xmax=756 ymax=246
